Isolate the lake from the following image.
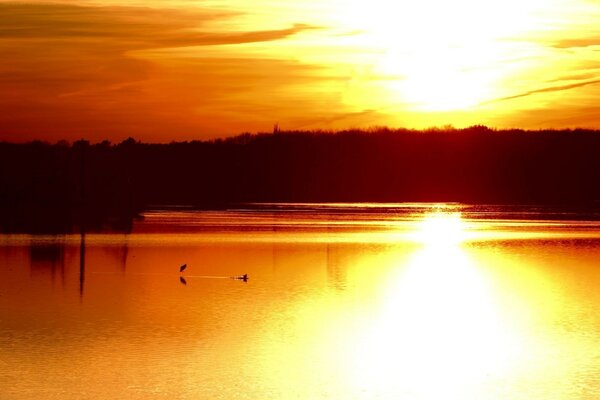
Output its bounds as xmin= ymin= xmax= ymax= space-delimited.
xmin=2 ymin=203 xmax=600 ymax=399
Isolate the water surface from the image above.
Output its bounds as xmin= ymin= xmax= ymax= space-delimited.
xmin=2 ymin=204 xmax=600 ymax=399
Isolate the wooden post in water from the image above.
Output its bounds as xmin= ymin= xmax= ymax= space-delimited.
xmin=79 ymin=228 xmax=85 ymax=300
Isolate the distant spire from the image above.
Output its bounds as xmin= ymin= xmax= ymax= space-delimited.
xmin=273 ymin=123 xmax=280 ymax=134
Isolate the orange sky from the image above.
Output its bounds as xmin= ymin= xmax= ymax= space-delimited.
xmin=2 ymin=0 xmax=600 ymax=142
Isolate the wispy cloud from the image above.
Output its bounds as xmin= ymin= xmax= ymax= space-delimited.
xmin=482 ymin=79 xmax=600 ymax=105
xmin=0 ymin=3 xmax=317 ymax=48
xmin=0 ymin=2 xmax=334 ymax=141
xmin=552 ymin=37 xmax=600 ymax=49
xmin=492 ymin=105 xmax=600 ymax=129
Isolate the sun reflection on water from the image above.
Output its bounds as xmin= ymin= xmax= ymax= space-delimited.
xmin=410 ymin=211 xmax=468 ymax=246
xmin=349 ymin=211 xmax=521 ymax=398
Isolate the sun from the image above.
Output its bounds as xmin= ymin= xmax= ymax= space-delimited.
xmin=335 ymin=0 xmax=554 ymax=111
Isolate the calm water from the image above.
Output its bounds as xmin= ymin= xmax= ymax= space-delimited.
xmin=2 ymin=204 xmax=600 ymax=399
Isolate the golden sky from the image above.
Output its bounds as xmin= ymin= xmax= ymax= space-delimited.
xmin=1 ymin=0 xmax=600 ymax=142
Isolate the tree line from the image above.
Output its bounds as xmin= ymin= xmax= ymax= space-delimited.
xmin=1 ymin=126 xmax=599 ymax=231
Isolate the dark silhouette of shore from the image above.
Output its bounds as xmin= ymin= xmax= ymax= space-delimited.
xmin=1 ymin=126 xmax=599 ymax=232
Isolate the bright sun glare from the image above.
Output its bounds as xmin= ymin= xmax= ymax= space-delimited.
xmin=348 ymin=211 xmax=520 ymax=398
xmin=412 ymin=211 xmax=468 ymax=245
xmin=336 ymin=0 xmax=552 ymax=111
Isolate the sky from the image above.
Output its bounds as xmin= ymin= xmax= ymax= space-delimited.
xmin=2 ymin=0 xmax=600 ymax=142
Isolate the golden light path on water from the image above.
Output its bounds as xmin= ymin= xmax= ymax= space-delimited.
xmin=249 ymin=210 xmax=600 ymax=399
xmin=348 ymin=213 xmax=518 ymax=398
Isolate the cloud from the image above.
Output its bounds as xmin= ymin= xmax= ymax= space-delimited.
xmin=0 ymin=4 xmax=227 ymax=39
xmin=0 ymin=2 xmax=335 ymax=142
xmin=287 ymin=109 xmax=380 ymax=130
xmin=0 ymin=3 xmax=317 ymax=48
xmin=492 ymin=105 xmax=600 ymax=129
xmin=552 ymin=38 xmax=600 ymax=49
xmin=482 ymin=79 xmax=600 ymax=105
xmin=548 ymin=71 xmax=600 ymax=83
